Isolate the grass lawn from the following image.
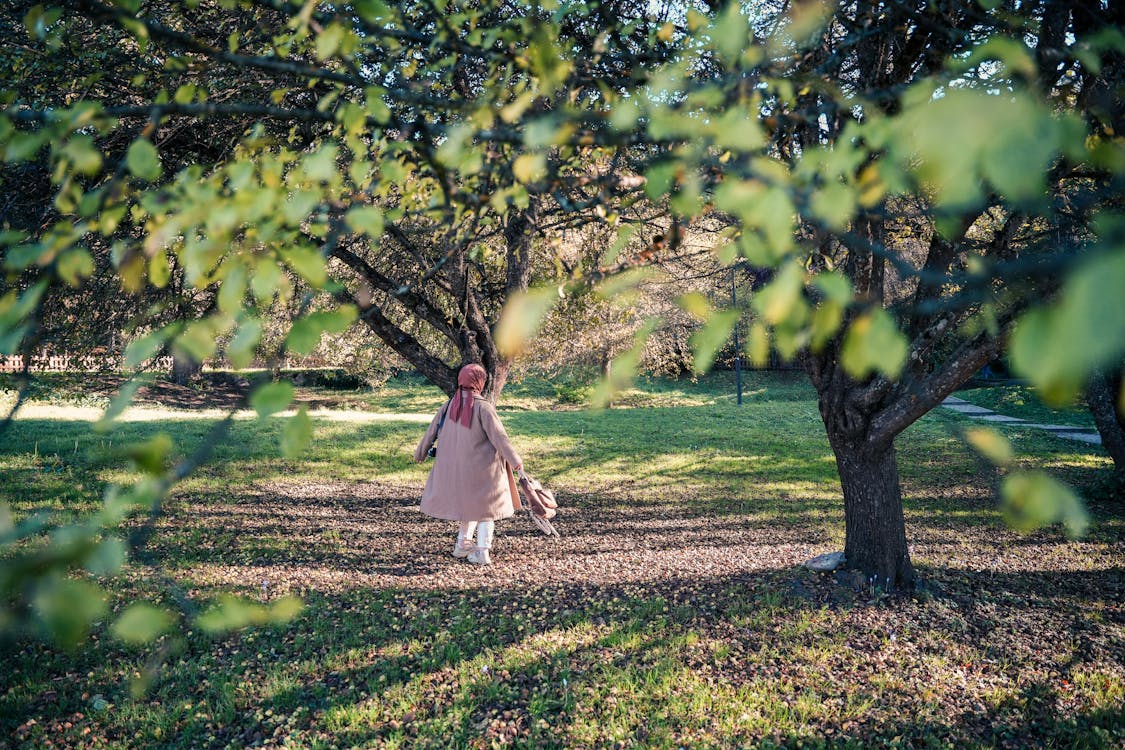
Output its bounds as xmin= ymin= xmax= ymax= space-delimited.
xmin=954 ymin=382 xmax=1097 ymax=430
xmin=1 ymin=371 xmax=1122 ymax=749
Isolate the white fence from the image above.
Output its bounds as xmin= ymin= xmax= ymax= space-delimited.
xmin=0 ymin=354 xmax=174 ymax=373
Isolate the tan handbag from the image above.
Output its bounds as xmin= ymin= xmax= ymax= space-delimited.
xmin=516 ymin=469 xmax=559 ymax=536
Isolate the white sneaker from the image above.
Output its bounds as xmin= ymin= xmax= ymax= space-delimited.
xmin=467 ymin=547 xmax=492 ymax=565
xmin=453 ymin=539 xmax=474 ymax=559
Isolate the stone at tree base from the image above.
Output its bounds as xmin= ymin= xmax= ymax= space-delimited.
xmin=804 ymin=551 xmax=847 ymax=572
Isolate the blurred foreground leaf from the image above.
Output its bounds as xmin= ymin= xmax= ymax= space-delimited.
xmin=111 ymin=602 xmax=174 ymax=645
xmin=1001 ymin=471 xmax=1089 ymax=537
xmin=196 ymin=595 xmax=304 ymax=634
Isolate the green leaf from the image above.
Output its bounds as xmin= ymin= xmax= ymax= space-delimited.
xmin=286 ymin=317 xmax=322 ymax=355
xmin=774 ymin=320 xmax=809 ymax=360
xmin=1009 ymin=250 xmax=1125 ymax=404
xmin=711 ymin=3 xmax=749 ymax=63
xmin=776 ymin=0 xmax=834 ymax=51
xmin=84 ymin=536 xmax=128 ymax=576
xmin=149 ymin=249 xmax=171 ymax=288
xmin=609 ymin=97 xmax=640 ymax=132
xmin=751 ymin=262 xmax=805 ymax=325
xmin=250 ymin=381 xmax=295 ymax=418
xmin=965 ymin=427 xmax=1014 ymax=466
xmin=95 ymin=379 xmax=144 ymax=433
xmin=123 ymin=325 xmax=177 ymax=369
xmin=712 ymin=108 xmax=765 ymax=152
xmin=281 ymin=406 xmax=313 ymax=458
xmin=319 ymin=305 xmax=357 ymax=333
xmin=1000 ymin=471 xmax=1089 ymax=537
xmin=173 ymin=319 xmax=219 ymax=362
xmin=282 ymin=190 xmax=319 ymax=226
xmin=33 ymin=578 xmax=107 ymax=648
xmin=812 ymin=272 xmax=853 ymax=305
xmin=127 ymin=434 xmax=173 ymax=475
xmin=364 ymin=86 xmax=391 ymax=124
xmin=99 ymin=478 xmax=162 ymax=527
xmin=809 ymin=300 xmax=843 ymax=351
xmin=591 ymin=318 xmax=658 ymax=408
xmin=282 ymin=246 xmax=328 ymax=287
xmin=55 ymin=247 xmax=95 ymax=286
xmin=252 ymin=257 xmax=283 ymax=302
xmin=0 ymin=278 xmax=49 ymax=337
xmin=286 ymin=307 xmax=356 ymax=355
xmin=809 ymin=182 xmax=857 ymax=231
xmin=523 ymin=117 xmax=574 ymax=148
xmin=746 ymin=321 xmax=770 ymax=366
xmin=301 ymin=144 xmax=338 ymax=182
xmin=496 ymin=286 xmax=559 ymax=358
xmin=126 ymin=139 xmax=161 ymax=181
xmin=345 ymin=205 xmax=384 ymax=238
xmin=315 ymin=22 xmax=345 ymax=60
xmin=644 ymin=162 xmax=678 ymax=200
xmin=218 ymin=263 xmax=247 ymax=315
xmin=690 ymin=309 xmax=740 ymax=374
xmin=111 ymin=603 xmax=174 ymax=645
xmin=5 ymin=131 xmax=46 ymax=162
xmin=599 ymin=225 xmax=636 ymax=267
xmin=269 ymin=595 xmax=305 ymax=623
xmin=595 ymin=268 xmax=653 ymax=300
xmin=227 ymin=317 xmax=262 ymax=370
xmin=888 ymin=88 xmax=1062 ymax=209
xmin=62 ymin=135 xmax=103 ymax=176
xmin=513 ymin=153 xmax=547 ymax=184
xmin=840 ymin=308 xmax=908 ymax=380
xmin=677 ymin=292 xmax=713 ymax=321
xmin=195 ymin=594 xmax=303 ymax=634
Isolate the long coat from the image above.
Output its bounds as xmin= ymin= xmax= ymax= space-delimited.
xmin=414 ymin=395 xmax=523 ymax=522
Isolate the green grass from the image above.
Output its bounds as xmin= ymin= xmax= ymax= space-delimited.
xmin=1 ymin=371 xmax=1122 ymax=748
xmin=955 ymin=382 xmax=1097 ymax=429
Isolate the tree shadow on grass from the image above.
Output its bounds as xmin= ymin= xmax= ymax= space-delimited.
xmin=202 ymin=567 xmax=1122 ymax=749
xmin=4 ymin=521 xmax=1123 ymax=748
xmin=146 ymin=483 xmax=834 ymax=601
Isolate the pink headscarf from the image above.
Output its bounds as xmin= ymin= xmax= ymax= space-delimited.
xmin=448 ymin=363 xmax=486 ymax=428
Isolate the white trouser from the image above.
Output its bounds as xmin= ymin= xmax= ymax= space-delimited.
xmin=458 ymin=520 xmax=495 ymax=549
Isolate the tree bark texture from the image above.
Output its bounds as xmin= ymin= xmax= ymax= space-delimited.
xmin=171 ymin=354 xmax=201 ymax=385
xmin=1087 ymin=369 xmax=1125 ymax=472
xmin=830 ymin=434 xmax=916 ymax=591
xmin=333 ymin=201 xmax=539 ymax=402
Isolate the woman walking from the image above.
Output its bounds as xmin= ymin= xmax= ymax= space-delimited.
xmin=414 ymin=363 xmax=522 ymax=565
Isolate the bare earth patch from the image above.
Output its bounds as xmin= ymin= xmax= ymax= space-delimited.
xmin=161 ymin=480 xmax=826 ymax=594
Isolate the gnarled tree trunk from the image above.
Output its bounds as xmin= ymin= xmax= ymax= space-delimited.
xmin=332 ymin=201 xmax=539 ymax=404
xmin=829 ymin=433 xmax=914 ymax=590
xmin=1087 ymin=369 xmax=1125 ymax=473
xmin=171 ymin=354 xmax=201 ymax=385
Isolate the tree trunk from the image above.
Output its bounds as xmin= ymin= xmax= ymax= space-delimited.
xmin=171 ymin=355 xmax=201 ymax=385
xmin=602 ymin=349 xmax=613 ymax=408
xmin=830 ymin=434 xmax=916 ymax=591
xmin=1087 ymin=369 xmax=1125 ymax=472
xmin=483 ymin=359 xmax=510 ymax=403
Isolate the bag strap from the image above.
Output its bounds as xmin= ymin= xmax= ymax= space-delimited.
xmin=425 ymin=399 xmax=451 ymax=456
xmin=437 ymin=398 xmax=451 ymax=433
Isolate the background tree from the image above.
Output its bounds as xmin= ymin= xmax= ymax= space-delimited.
xmin=1087 ymin=368 xmax=1125 ymax=473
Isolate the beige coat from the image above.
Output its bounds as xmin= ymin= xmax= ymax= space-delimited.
xmin=414 ymin=395 xmax=523 ymax=522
